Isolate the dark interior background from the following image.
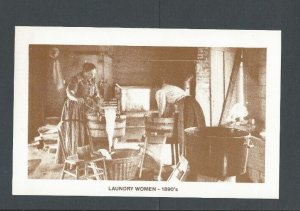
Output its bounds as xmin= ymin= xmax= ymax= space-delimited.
xmin=28 ymin=45 xmax=197 ymax=143
xmin=28 ymin=46 xmax=266 ymax=144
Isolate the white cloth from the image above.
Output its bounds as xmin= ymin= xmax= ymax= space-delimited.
xmin=104 ymin=108 xmax=116 ymax=152
xmin=155 ymin=84 xmax=188 ymax=116
xmin=52 ymin=59 xmax=64 ymax=90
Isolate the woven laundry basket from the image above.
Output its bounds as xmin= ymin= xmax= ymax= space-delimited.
xmin=105 ymin=149 xmax=142 ymax=180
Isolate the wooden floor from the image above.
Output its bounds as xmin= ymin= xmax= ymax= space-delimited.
xmin=28 ymin=145 xmax=66 ymax=179
xmin=28 ymin=140 xmax=257 ymax=182
xmin=28 ymin=143 xmax=173 ymax=180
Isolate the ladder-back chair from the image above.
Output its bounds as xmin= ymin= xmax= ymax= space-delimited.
xmin=58 ymin=120 xmax=107 ymax=180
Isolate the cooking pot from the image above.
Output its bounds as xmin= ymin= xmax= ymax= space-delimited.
xmin=184 ymin=127 xmax=253 ymax=178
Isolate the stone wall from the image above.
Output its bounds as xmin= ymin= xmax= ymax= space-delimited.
xmin=244 ymin=48 xmax=266 ymax=128
xmin=195 ymin=48 xmax=211 ymax=125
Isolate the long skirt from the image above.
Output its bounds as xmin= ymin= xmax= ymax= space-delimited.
xmin=55 ymin=99 xmax=90 ymax=164
xmin=174 ymin=96 xmax=206 ymax=181
xmin=176 ymin=96 xmax=206 ymax=156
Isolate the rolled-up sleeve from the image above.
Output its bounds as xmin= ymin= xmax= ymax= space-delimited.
xmin=155 ymin=90 xmax=166 ymax=117
xmin=66 ymin=77 xmax=78 ymax=96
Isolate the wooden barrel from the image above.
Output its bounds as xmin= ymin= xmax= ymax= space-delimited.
xmin=86 ymin=112 xmax=126 ymax=138
xmin=145 ymin=111 xmax=175 ymax=138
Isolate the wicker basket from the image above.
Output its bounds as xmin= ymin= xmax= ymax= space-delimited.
xmin=105 ymin=149 xmax=142 ymax=180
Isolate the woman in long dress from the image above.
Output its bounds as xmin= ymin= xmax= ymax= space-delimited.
xmin=154 ymin=76 xmax=206 ymax=156
xmin=56 ymin=63 xmax=100 ymax=164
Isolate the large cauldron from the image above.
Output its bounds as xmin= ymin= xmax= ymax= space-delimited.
xmin=184 ymin=127 xmax=252 ymax=178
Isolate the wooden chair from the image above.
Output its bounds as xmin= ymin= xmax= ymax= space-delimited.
xmin=167 ymin=155 xmax=190 ymax=181
xmin=139 ymin=133 xmax=167 ymax=181
xmin=58 ymin=120 xmax=107 ymax=180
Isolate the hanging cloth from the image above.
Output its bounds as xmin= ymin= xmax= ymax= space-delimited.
xmin=49 ymin=47 xmax=64 ymax=91
xmin=52 ymin=58 xmax=64 ymax=91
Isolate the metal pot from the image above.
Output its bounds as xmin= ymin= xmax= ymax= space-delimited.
xmin=184 ymin=127 xmax=253 ymax=178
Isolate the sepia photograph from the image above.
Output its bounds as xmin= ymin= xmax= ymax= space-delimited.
xmin=13 ymin=27 xmax=281 ymax=198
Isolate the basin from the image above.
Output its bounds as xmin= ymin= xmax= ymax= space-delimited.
xmin=145 ymin=111 xmax=175 ymax=138
xmin=86 ymin=112 xmax=126 ymax=138
xmin=184 ymin=127 xmax=252 ymax=178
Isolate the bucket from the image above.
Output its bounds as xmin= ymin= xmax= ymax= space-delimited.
xmin=145 ymin=111 xmax=175 ymax=138
xmin=85 ymin=112 xmax=126 ymax=138
xmin=184 ymin=127 xmax=252 ymax=178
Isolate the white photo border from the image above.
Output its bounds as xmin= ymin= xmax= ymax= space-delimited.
xmin=13 ymin=27 xmax=281 ymax=198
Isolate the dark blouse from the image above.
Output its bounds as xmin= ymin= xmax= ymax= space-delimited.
xmin=67 ymin=73 xmax=98 ymax=99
